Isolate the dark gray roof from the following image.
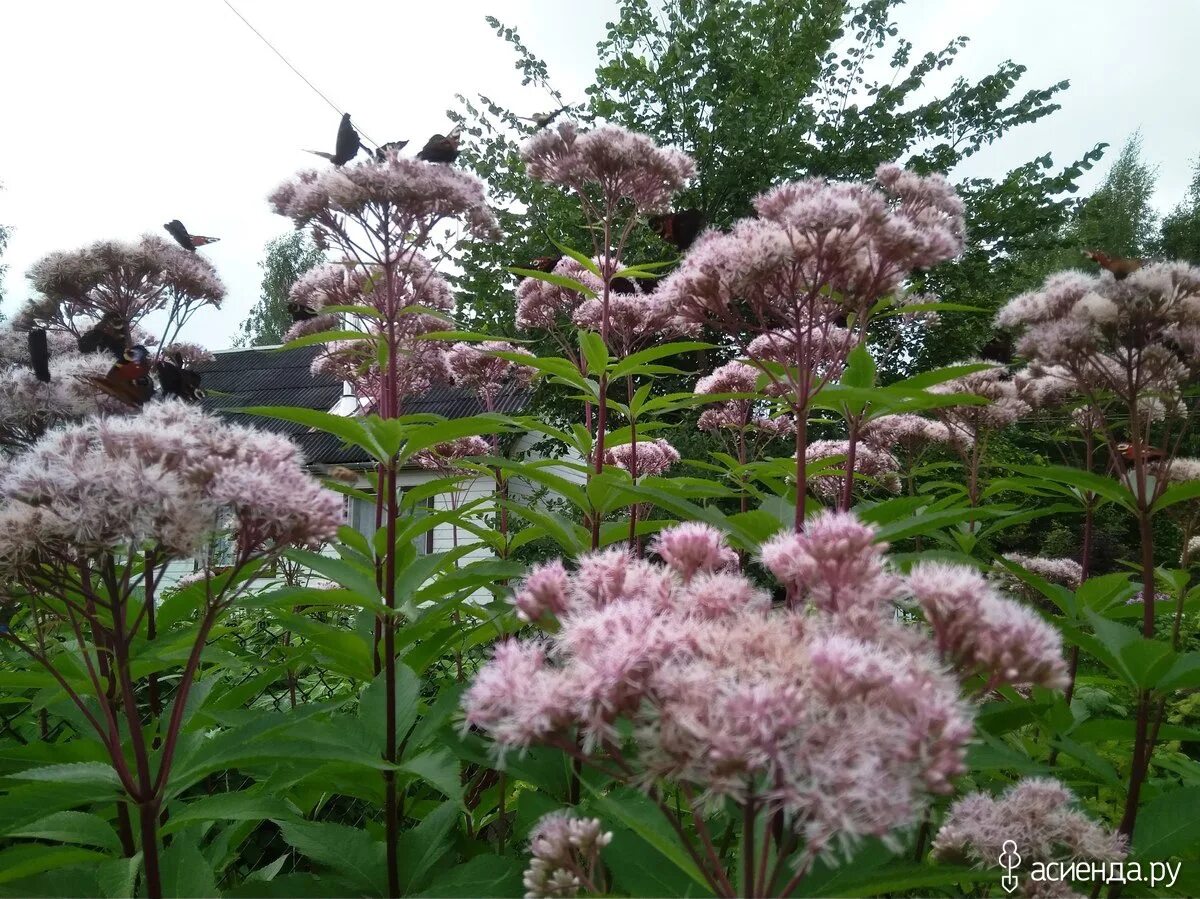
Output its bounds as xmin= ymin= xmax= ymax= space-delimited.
xmin=197 ymin=345 xmax=529 ymax=466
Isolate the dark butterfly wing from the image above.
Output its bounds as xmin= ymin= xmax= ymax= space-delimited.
xmin=375 ymin=140 xmax=409 ymax=161
xmin=332 ymin=113 xmax=362 ymax=166
xmin=157 ymin=358 xmax=204 ymax=402
xmin=515 ymin=255 xmax=562 ymax=281
xmin=28 ymin=329 xmax=51 ymax=383
xmin=80 ymin=373 xmax=154 ymax=408
xmin=287 ymin=301 xmax=319 ymax=322
xmin=670 ymin=209 xmax=705 ymax=251
xmin=610 ymin=277 xmax=637 ymax=295
xmin=416 ymin=133 xmax=460 ymax=164
xmin=77 ymin=315 xmax=128 ymax=359
xmin=979 ymin=334 xmax=1015 ymax=365
xmin=164 ymin=220 xmax=195 ymax=252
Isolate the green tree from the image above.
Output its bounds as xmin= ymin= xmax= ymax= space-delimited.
xmin=1160 ymin=156 xmax=1200 ymax=263
xmin=1069 ymin=131 xmax=1159 ymax=260
xmin=236 ymin=232 xmax=324 ymax=346
xmin=452 ymin=0 xmax=1105 ymax=376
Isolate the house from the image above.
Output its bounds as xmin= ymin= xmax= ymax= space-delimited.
xmin=161 ymin=345 xmax=536 ymax=587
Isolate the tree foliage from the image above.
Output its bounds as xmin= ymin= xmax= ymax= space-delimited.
xmin=1161 ymin=156 xmax=1200 ymax=264
xmin=236 ymin=232 xmax=325 ymax=346
xmin=1069 ymin=132 xmax=1159 ymax=260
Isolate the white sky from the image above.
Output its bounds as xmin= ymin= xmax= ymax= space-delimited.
xmin=1 ymin=1 xmax=1196 ymax=348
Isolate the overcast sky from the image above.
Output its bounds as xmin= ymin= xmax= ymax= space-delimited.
xmin=0 ymin=1 xmax=1196 ymax=348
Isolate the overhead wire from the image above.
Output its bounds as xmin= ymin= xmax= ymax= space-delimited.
xmin=219 ymin=0 xmax=379 ymax=148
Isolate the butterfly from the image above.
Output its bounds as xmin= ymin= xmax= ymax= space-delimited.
xmin=307 ymin=112 xmax=362 ymax=166
xmin=1083 ymin=250 xmax=1144 ymax=281
xmin=374 ymin=139 xmax=409 ymax=161
xmin=164 ymin=220 xmax=220 ymax=252
xmin=518 ymin=107 xmax=567 ymax=129
xmin=650 ymin=209 xmax=705 ymax=251
xmin=28 ymin=329 xmax=51 ymax=383
xmin=156 ymin=353 xmax=204 ymax=402
xmin=1116 ymin=442 xmax=1165 ymax=462
xmin=416 ymin=128 xmax=462 ymax=164
xmin=77 ymin=313 xmax=129 ymax=358
xmin=287 ymin=302 xmax=319 ymax=323
xmin=80 ymin=346 xmax=155 ymax=407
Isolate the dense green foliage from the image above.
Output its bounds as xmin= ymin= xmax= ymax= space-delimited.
xmin=236 ymin=233 xmax=325 ymax=347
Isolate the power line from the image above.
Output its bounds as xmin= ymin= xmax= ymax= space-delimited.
xmin=219 ymin=0 xmax=378 ymax=148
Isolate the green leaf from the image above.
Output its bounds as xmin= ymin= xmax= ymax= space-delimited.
xmin=9 ymin=811 xmax=122 ymax=852
xmin=283 ymin=548 xmax=383 ymax=610
xmin=579 ymin=330 xmax=609 ymax=376
xmin=1153 ymin=478 xmax=1200 ymax=513
xmin=507 ymin=268 xmax=597 ymax=297
xmin=97 ymin=853 xmax=141 ymax=899
xmin=159 ymin=837 xmax=221 ymax=898
xmin=280 ymin=329 xmax=371 ymax=350
xmin=415 ymin=855 xmax=523 ymax=898
xmin=548 ymin=238 xmax=602 ymax=276
xmin=278 ymin=820 xmax=384 ymax=893
xmin=395 ymin=801 xmax=460 ymax=893
xmin=1011 ymin=464 xmax=1135 ymax=510
xmin=240 ymin=406 xmax=384 ymax=460
xmin=161 ymin=792 xmax=297 ymax=835
xmin=359 ymin=663 xmax=421 ymax=753
xmin=610 ymin=341 xmax=712 ymax=379
xmin=0 ymin=845 xmax=110 ymax=885
xmin=840 ymin=343 xmax=876 ymax=390
xmin=1133 ymin=786 xmax=1200 ymax=860
xmin=584 ymin=786 xmax=709 ymax=891
xmin=399 ymin=748 xmax=463 ymax=804
xmin=607 ymin=826 xmax=713 ymax=897
xmin=1084 ymin=609 xmax=1176 ymax=688
xmin=10 ymin=762 xmax=120 ymax=788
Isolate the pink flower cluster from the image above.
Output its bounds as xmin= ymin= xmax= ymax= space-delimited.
xmin=0 ymin=325 xmax=125 ymax=451
xmin=445 ymin=341 xmax=534 ymax=408
xmin=523 ymin=811 xmax=612 ymax=899
xmin=0 ymin=401 xmax=342 ymax=568
xmin=466 ymin=514 xmax=996 ymax=861
xmin=21 ymin=236 xmax=225 ymax=335
xmin=516 ymin=259 xmax=602 ymax=331
xmin=930 ymin=363 xmax=1031 ymax=441
xmin=655 ymin=165 xmax=964 ymax=345
xmin=522 ymin=123 xmax=695 ymax=213
xmin=909 ymin=562 xmax=1068 ymax=689
xmin=694 ymin=361 xmax=793 ymax=435
xmin=301 ymin=253 xmax=457 ymax=410
xmin=997 ymin=264 xmax=1200 ymax=402
xmin=603 ymin=438 xmax=680 ymax=478
xmin=269 ymin=155 xmax=499 ymax=241
xmin=861 ymin=413 xmax=966 ymax=456
xmin=1000 ymin=554 xmax=1084 ymax=591
xmin=933 ymin=778 xmax=1126 ymax=865
xmin=411 ymin=435 xmax=491 ymax=472
xmin=805 ymin=439 xmax=901 ymax=500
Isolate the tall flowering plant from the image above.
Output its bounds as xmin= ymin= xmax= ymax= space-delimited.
xmin=269 ymin=148 xmax=501 ymax=896
xmin=656 ymin=166 xmax=965 ymax=527
xmin=465 ymin=513 xmax=1068 ymax=897
xmin=997 ymin=262 xmax=1200 ymax=840
xmin=0 ymin=403 xmax=341 ymax=898
xmin=517 ymin=123 xmax=696 ymax=549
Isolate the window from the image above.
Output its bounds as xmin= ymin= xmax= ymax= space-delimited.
xmin=349 ymin=493 xmax=433 ymax=555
